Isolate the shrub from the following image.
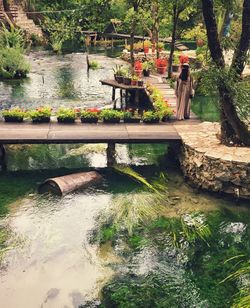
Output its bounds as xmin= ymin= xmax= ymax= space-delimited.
xmin=0 ymin=24 xmax=24 ymax=49
xmin=0 ymin=48 xmax=30 ymax=79
xmin=88 ymin=60 xmax=101 ymax=70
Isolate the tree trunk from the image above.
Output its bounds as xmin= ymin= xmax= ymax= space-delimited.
xmin=231 ymin=0 xmax=250 ymax=77
xmin=201 ymin=0 xmax=250 ymax=146
xmin=130 ymin=20 xmax=136 ymax=67
xmin=167 ymin=5 xmax=178 ymax=78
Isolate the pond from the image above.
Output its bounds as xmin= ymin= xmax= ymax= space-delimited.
xmin=0 ymin=143 xmax=249 ymax=308
xmin=0 ymin=49 xmax=125 ymax=111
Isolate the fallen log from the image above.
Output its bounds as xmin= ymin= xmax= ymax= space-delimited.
xmin=38 ymin=171 xmax=103 ymax=196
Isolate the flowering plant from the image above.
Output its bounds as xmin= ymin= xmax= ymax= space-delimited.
xmin=134 ymin=61 xmax=143 ymax=71
xmin=80 ymin=110 xmax=99 ymax=120
xmin=142 ymin=111 xmax=160 ymax=123
xmin=2 ymin=107 xmax=27 ymax=122
xmin=100 ymin=109 xmax=123 ymax=123
xmin=29 ymin=106 xmax=52 ymax=120
xmin=155 ymin=58 xmax=168 ymax=68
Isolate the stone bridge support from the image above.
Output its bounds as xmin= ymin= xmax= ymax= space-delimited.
xmin=0 ymin=144 xmax=6 ymax=171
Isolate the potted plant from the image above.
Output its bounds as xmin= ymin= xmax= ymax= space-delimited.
xmin=29 ymin=106 xmax=52 ymax=123
xmin=156 ymin=58 xmax=168 ymax=74
xmin=134 ymin=61 xmax=143 ymax=77
xmin=195 ymin=54 xmax=204 ymax=69
xmin=2 ymin=108 xmax=26 ymax=123
xmin=142 ymin=61 xmax=152 ymax=77
xmin=123 ymin=69 xmax=132 ymax=85
xmin=157 ymin=42 xmax=165 ymax=52
xmin=123 ymin=110 xmax=141 ymax=123
xmin=138 ymin=79 xmax=144 ymax=87
xmin=57 ymin=108 xmax=76 ymax=123
xmin=100 ymin=109 xmax=123 ymax=124
xmin=142 ymin=111 xmax=160 ymax=124
xmin=172 ymin=55 xmax=180 ymax=72
xmin=143 ymin=40 xmax=151 ymax=53
xmin=161 ymin=107 xmax=174 ymax=122
xmin=80 ymin=110 xmax=99 ymax=123
xmin=131 ymin=75 xmax=138 ymax=86
xmin=113 ymin=65 xmax=125 ymax=84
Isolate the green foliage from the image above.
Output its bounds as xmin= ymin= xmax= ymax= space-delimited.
xmin=100 ymin=109 xmax=123 ymax=121
xmin=80 ymin=110 xmax=99 ymax=120
xmin=2 ymin=107 xmax=27 ymax=119
xmin=56 ymin=108 xmax=76 ymax=120
xmin=29 ymin=106 xmax=52 ymax=120
xmin=142 ymin=111 xmax=160 ymax=122
xmin=88 ymin=60 xmax=101 ymax=70
xmin=0 ymin=24 xmax=24 ymax=49
xmin=0 ymin=48 xmax=30 ymax=79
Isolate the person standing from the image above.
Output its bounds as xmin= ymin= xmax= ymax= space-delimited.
xmin=175 ymin=63 xmax=194 ymax=120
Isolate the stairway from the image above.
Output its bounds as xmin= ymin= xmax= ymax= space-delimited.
xmin=9 ymin=5 xmax=43 ymax=38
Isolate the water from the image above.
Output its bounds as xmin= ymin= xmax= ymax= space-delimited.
xmin=0 ymin=50 xmax=125 ymax=110
xmin=0 ymin=143 xmax=249 ymax=307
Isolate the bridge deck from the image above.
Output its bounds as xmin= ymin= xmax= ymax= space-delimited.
xmin=0 ymin=121 xmax=202 ymax=144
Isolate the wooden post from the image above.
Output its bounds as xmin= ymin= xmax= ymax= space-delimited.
xmin=120 ymin=89 xmax=123 ymax=110
xmin=112 ymin=87 xmax=116 ymax=109
xmin=0 ymin=144 xmax=6 ymax=171
xmin=107 ymin=143 xmax=116 ymax=167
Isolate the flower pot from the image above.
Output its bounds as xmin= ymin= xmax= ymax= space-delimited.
xmin=124 ymin=118 xmax=141 ymax=123
xmin=32 ymin=117 xmax=50 ymax=124
xmin=144 ymin=47 xmax=149 ymax=54
xmin=158 ymin=48 xmax=163 ymax=53
xmin=123 ymin=77 xmax=132 ymax=85
xmin=138 ymin=80 xmax=144 ymax=87
xmin=57 ymin=118 xmax=75 ymax=124
xmin=143 ymin=69 xmax=150 ymax=77
xmin=103 ymin=118 xmax=121 ymax=124
xmin=131 ymin=80 xmax=137 ymax=86
xmin=115 ymin=76 xmax=124 ymax=84
xmin=134 ymin=70 xmax=143 ymax=78
xmin=143 ymin=119 xmax=160 ymax=124
xmin=172 ymin=64 xmax=179 ymax=72
xmin=162 ymin=116 xmax=171 ymax=122
xmin=81 ymin=117 xmax=98 ymax=124
xmin=196 ymin=38 xmax=204 ymax=47
xmin=4 ymin=116 xmax=23 ymax=123
xmin=157 ymin=66 xmax=167 ymax=74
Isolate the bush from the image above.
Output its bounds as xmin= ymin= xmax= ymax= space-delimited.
xmin=0 ymin=24 xmax=24 ymax=49
xmin=0 ymin=48 xmax=30 ymax=79
xmin=100 ymin=109 xmax=123 ymax=121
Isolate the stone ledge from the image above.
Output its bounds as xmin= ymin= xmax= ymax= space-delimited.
xmin=175 ymin=122 xmax=250 ymax=199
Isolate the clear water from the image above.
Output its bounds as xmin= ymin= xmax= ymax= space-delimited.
xmin=0 ymin=50 xmax=125 ymax=110
xmin=0 ymin=143 xmax=249 ymax=308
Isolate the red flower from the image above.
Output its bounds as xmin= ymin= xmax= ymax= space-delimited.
xmin=134 ymin=61 xmax=142 ymax=70
xmin=87 ymin=108 xmax=101 ymax=113
xmin=156 ymin=58 xmax=168 ymax=67
xmin=179 ymin=54 xmax=189 ymax=64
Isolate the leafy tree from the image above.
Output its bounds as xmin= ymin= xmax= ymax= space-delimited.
xmin=201 ymin=0 xmax=250 ymax=146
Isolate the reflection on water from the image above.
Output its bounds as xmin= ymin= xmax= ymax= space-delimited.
xmin=0 ymin=51 xmax=125 ymax=110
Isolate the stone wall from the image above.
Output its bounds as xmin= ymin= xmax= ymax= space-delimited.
xmin=175 ymin=122 xmax=250 ymax=200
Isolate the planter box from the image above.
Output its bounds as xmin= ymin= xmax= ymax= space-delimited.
xmin=143 ymin=119 xmax=160 ymax=124
xmin=115 ymin=76 xmax=124 ymax=84
xmin=81 ymin=117 xmax=98 ymax=124
xmin=32 ymin=117 xmax=51 ymax=124
xmin=57 ymin=118 xmax=75 ymax=124
xmin=123 ymin=77 xmax=131 ymax=85
xmin=4 ymin=116 xmax=23 ymax=123
xmin=124 ymin=118 xmax=141 ymax=123
xmin=103 ymin=118 xmax=121 ymax=124
xmin=143 ymin=69 xmax=150 ymax=77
